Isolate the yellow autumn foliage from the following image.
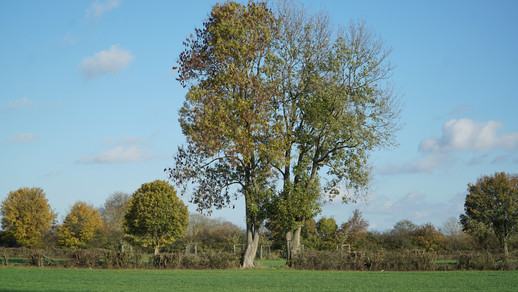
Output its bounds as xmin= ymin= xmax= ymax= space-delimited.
xmin=58 ymin=201 xmax=103 ymax=248
xmin=1 ymin=187 xmax=56 ymax=247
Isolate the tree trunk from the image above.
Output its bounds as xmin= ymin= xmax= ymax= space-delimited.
xmin=242 ymin=226 xmax=260 ymax=268
xmin=285 ymin=230 xmax=293 ymax=263
xmin=285 ymin=226 xmax=302 ymax=267
xmin=503 ymin=240 xmax=509 ymax=262
xmin=154 ymin=245 xmax=160 ymax=256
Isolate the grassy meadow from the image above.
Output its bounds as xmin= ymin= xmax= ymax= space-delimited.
xmin=1 ymin=264 xmax=518 ymax=291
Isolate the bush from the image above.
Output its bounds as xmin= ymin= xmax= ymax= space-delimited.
xmin=0 ymin=247 xmax=10 ymax=266
xmin=292 ymin=250 xmax=439 ymax=271
xmin=153 ymin=253 xmax=182 ymax=269
xmin=70 ymin=249 xmax=103 ymax=268
xmin=104 ymin=250 xmax=143 ymax=269
xmin=292 ymin=251 xmax=346 ymax=270
xmin=455 ymin=251 xmax=518 ymax=270
xmin=152 ymin=252 xmax=239 ymax=269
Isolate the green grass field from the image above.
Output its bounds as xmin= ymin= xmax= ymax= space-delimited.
xmin=1 ymin=266 xmax=518 ymax=291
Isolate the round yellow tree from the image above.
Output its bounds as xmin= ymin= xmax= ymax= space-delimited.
xmin=58 ymin=201 xmax=103 ymax=248
xmin=1 ymin=187 xmax=56 ymax=247
xmin=124 ymin=180 xmax=189 ymax=255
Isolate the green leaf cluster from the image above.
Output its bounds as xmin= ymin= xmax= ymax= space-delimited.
xmin=124 ymin=180 xmax=189 ymax=254
xmin=460 ymin=172 xmax=518 ymax=256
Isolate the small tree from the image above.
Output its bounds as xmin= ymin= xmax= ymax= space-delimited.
xmin=337 ymin=209 xmax=369 ymax=248
xmin=442 ymin=217 xmax=472 ymax=250
xmin=124 ymin=180 xmax=189 ymax=255
xmin=1 ymin=187 xmax=56 ymax=247
xmin=410 ymin=223 xmax=445 ymax=251
xmin=58 ymin=201 xmax=103 ymax=248
xmin=181 ymin=214 xmax=244 ymax=252
xmin=460 ymin=172 xmax=518 ymax=258
xmin=390 ymin=219 xmax=418 ymax=249
xmin=300 ymin=218 xmax=319 ymax=250
xmin=316 ymin=217 xmax=338 ymax=250
xmin=99 ymin=192 xmax=131 ymax=249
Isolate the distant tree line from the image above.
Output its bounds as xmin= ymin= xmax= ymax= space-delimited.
xmin=2 ymin=173 xmax=516 ymax=260
xmin=0 ymin=180 xmax=190 ymax=255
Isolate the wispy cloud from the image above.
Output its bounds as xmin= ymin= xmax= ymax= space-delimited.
xmin=447 ymin=104 xmax=473 ymax=117
xmin=63 ymin=33 xmax=78 ymax=45
xmin=378 ymin=153 xmax=453 ymax=175
xmin=86 ymin=0 xmax=121 ymax=19
xmin=491 ymin=155 xmax=511 ymax=165
xmin=468 ymin=154 xmax=488 ymax=165
xmin=77 ymin=145 xmax=150 ymax=164
xmin=379 ymin=118 xmax=518 ymax=175
xmin=10 ymin=133 xmax=37 ymax=143
xmin=420 ymin=119 xmax=518 ymax=152
xmin=6 ymin=97 xmax=33 ymax=110
xmin=40 ymin=170 xmax=61 ymax=179
xmin=77 ymin=135 xmax=159 ymax=164
xmin=80 ymin=45 xmax=134 ymax=79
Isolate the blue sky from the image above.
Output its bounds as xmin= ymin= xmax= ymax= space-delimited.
xmin=1 ymin=0 xmax=517 ymax=231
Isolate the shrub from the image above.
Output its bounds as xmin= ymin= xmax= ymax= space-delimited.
xmin=456 ymin=252 xmax=505 ymax=270
xmin=152 ymin=252 xmax=239 ymax=269
xmin=104 ymin=250 xmax=143 ymax=269
xmin=71 ymin=249 xmax=102 ymax=268
xmin=292 ymin=251 xmax=346 ymax=270
xmin=0 ymin=247 xmax=10 ymax=266
xmin=292 ymin=250 xmax=439 ymax=271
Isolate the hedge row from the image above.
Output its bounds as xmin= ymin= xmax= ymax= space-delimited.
xmin=292 ymin=250 xmax=518 ymax=271
xmin=152 ymin=252 xmax=240 ymax=269
xmin=0 ymin=248 xmax=239 ymax=269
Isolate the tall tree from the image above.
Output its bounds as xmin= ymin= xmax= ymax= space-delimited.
xmin=58 ymin=201 xmax=103 ymax=249
xmin=124 ymin=180 xmax=189 ymax=255
xmin=460 ymin=172 xmax=518 ymax=258
xmin=265 ymin=1 xmax=401 ymax=265
xmin=167 ymin=1 xmax=280 ymax=268
xmin=1 ymin=187 xmax=56 ymax=247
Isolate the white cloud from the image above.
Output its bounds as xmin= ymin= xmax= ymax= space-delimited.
xmin=420 ymin=119 xmax=518 ymax=152
xmin=87 ymin=0 xmax=121 ymax=19
xmin=77 ymin=145 xmax=149 ymax=164
xmin=7 ymin=97 xmax=33 ymax=110
xmin=80 ymin=45 xmax=134 ymax=78
xmin=378 ymin=153 xmax=452 ymax=175
xmin=10 ymin=133 xmax=37 ymax=143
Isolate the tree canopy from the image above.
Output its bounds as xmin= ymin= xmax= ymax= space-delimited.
xmin=460 ymin=172 xmax=518 ymax=257
xmin=168 ymin=1 xmax=280 ymax=268
xmin=124 ymin=180 xmax=189 ymax=255
xmin=58 ymin=201 xmax=103 ymax=249
xmin=168 ymin=0 xmax=400 ymax=268
xmin=1 ymin=187 xmax=56 ymax=247
xmin=266 ymin=1 xmax=400 ymax=264
xmin=99 ymin=192 xmax=131 ymax=248
xmin=338 ymin=209 xmax=369 ymax=247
